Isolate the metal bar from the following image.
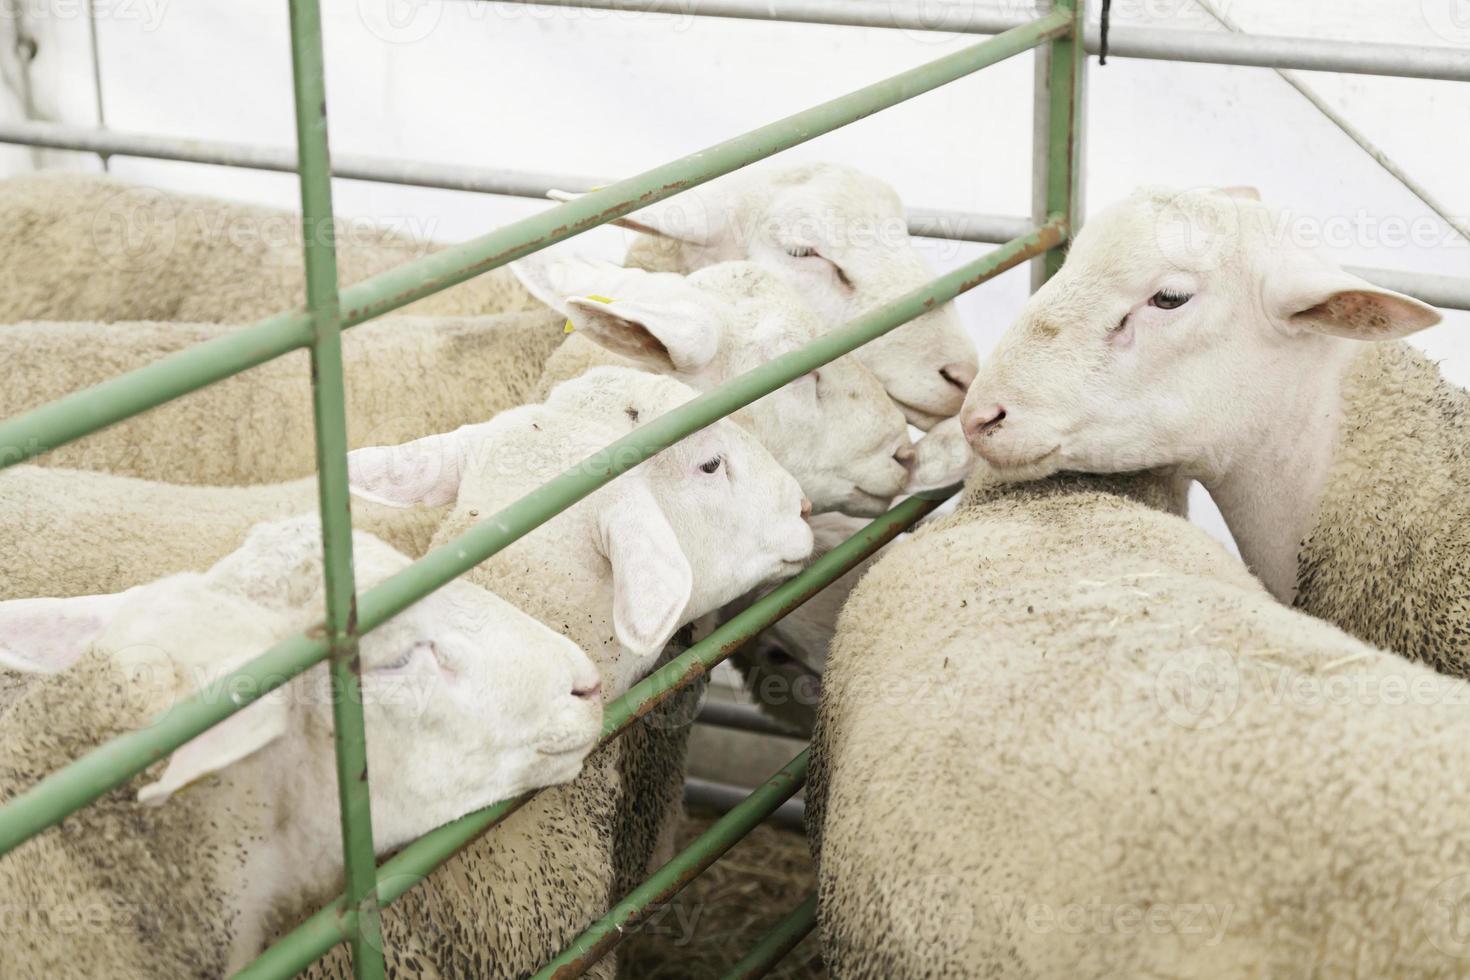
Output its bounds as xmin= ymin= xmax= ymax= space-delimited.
xmin=534 ymin=750 xmax=812 ymax=979
xmin=287 ymin=0 xmax=386 ymax=975
xmin=720 ymin=893 xmax=819 ymax=980
xmin=1086 ymin=22 xmax=1470 ymax=82
xmin=494 ymin=0 xmax=1470 ymax=81
xmin=1349 ymin=266 xmax=1470 ymax=312
xmin=0 ymin=120 xmax=607 ymax=198
xmin=696 ymin=700 xmax=805 ymax=738
xmin=0 ymin=119 xmax=1029 ymax=244
xmin=1041 ymin=0 xmax=1085 ymax=281
xmin=9 ymin=125 xmax=1466 ymax=305
xmin=82 ymin=0 xmax=108 ymax=171
xmin=0 ymin=222 xmax=1049 ymax=871
xmin=238 ymin=488 xmax=954 ymax=979
xmin=685 ymin=777 xmax=806 ymax=831
xmin=0 ymin=17 xmax=1062 ymax=473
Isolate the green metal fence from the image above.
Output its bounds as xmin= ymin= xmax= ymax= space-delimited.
xmin=0 ymin=1 xmax=1082 ymax=976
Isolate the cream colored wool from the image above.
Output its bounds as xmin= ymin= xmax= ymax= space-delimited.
xmin=1 ymin=313 xmax=563 ymax=485
xmin=0 ymin=649 xmax=262 ymax=978
xmin=809 ymin=470 xmax=1470 ymax=978
xmin=1296 ymin=341 xmax=1470 ymax=676
xmin=0 ymin=172 xmax=539 ymax=322
xmin=0 ymin=465 xmax=445 ymax=600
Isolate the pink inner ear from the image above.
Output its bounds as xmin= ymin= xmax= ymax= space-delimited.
xmin=1294 ymin=290 xmax=1439 ymax=338
xmin=0 ymin=604 xmax=104 ymax=674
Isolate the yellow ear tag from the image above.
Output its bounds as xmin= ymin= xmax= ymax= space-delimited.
xmin=563 ymin=294 xmax=616 ymax=334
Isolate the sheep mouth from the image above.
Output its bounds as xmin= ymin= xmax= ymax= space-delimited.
xmin=973 ymin=444 xmax=1062 ymax=476
xmin=889 ymin=397 xmax=950 ymax=431
xmin=537 ymin=737 xmax=598 ymax=757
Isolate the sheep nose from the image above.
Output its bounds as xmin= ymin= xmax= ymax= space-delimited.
xmin=940 ymin=362 xmax=977 ymax=391
xmin=894 ymin=445 xmax=917 ymax=471
xmin=963 ymin=404 xmax=1007 ymax=443
xmin=800 ymin=497 xmax=813 ymax=519
xmin=573 ymin=681 xmax=602 ymax=701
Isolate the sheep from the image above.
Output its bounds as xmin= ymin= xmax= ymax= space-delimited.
xmin=0 ymin=172 xmax=541 ymax=322
xmin=0 ymin=515 xmax=603 ymax=977
xmin=517 ymin=255 xmax=914 ymax=516
xmin=291 ymin=366 xmax=815 ymax=978
xmin=960 ymin=186 xmax=1468 ymax=677
xmin=586 ymin=162 xmax=980 ymax=429
xmin=808 ymin=467 xmax=1470 ymax=978
xmin=0 ymin=312 xmax=564 ymax=486
xmin=0 ymin=465 xmax=447 ymax=602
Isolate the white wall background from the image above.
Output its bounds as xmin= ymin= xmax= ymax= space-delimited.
xmin=2 ymin=0 xmax=1466 ymax=551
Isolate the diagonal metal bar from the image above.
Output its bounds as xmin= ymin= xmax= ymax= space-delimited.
xmin=1190 ymin=0 xmax=1469 ymax=245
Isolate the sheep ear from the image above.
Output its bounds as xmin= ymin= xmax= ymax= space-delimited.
xmin=137 ymin=692 xmax=290 ymax=806
xmin=0 ymin=591 xmax=135 ymax=674
xmin=544 ymin=189 xmax=710 ymax=244
xmin=564 ymin=295 xmax=720 ymax=373
xmin=905 ymin=416 xmax=974 ymax=494
xmin=349 ymin=426 xmax=480 ymax=508
xmin=597 ymin=484 xmax=693 ymax=661
xmin=1269 ymin=260 xmax=1442 ymax=341
xmin=510 ymin=255 xmax=720 ymax=372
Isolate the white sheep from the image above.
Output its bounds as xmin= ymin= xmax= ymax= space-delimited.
xmin=517 ymin=255 xmax=914 ymax=516
xmin=0 ymin=465 xmax=445 ymax=602
xmin=810 ymin=468 xmax=1470 ymax=977
xmin=0 ymin=172 xmax=540 ymax=321
xmin=0 ymin=516 xmax=602 ymax=977
xmin=592 ymin=162 xmax=981 ymax=428
xmin=961 ymin=186 xmax=1466 ymax=676
xmin=291 ymin=366 xmax=814 ymax=978
xmin=0 ymin=313 xmax=563 ymax=486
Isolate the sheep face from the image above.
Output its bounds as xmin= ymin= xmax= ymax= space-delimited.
xmin=347 ymin=369 xmax=814 ymax=689
xmin=514 ymin=257 xmax=913 ymax=516
xmin=0 ymin=517 xmax=603 ymax=856
xmin=960 ymin=186 xmax=1442 ymax=484
xmin=618 ymin=163 xmax=979 ymax=428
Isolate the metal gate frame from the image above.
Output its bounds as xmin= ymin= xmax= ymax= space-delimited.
xmin=0 ymin=1 xmax=1457 ymax=977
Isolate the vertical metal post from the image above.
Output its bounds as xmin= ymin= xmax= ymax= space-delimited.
xmin=287 ymin=2 xmax=387 ymax=977
xmin=1032 ymin=0 xmax=1086 ymax=286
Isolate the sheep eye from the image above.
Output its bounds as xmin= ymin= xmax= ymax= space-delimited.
xmin=380 ymin=641 xmax=433 ymax=672
xmin=786 ymin=245 xmax=817 ymax=258
xmin=699 ymin=456 xmax=723 ymax=474
xmin=1149 ymin=290 xmax=1192 ymax=310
